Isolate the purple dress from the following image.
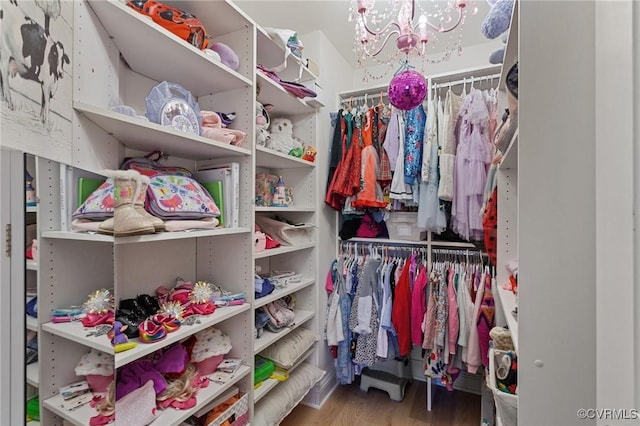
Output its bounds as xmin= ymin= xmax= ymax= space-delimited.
xmin=451 ymin=89 xmax=492 ymax=241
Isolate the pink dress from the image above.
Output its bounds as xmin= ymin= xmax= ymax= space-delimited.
xmin=411 ymin=266 xmax=428 ymax=346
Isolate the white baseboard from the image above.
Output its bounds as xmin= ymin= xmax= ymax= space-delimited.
xmin=301 ymin=371 xmax=337 ymax=409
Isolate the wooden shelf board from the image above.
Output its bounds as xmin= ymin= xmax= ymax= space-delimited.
xmin=253 ymin=310 xmax=314 ymax=354
xmin=499 ymin=130 xmax=519 ymax=170
xmin=256 ymin=73 xmax=319 ymax=116
xmin=26 ymin=315 xmax=38 ymax=332
xmin=26 ymin=362 xmax=39 ymax=387
xmin=87 ymin=0 xmax=252 ymax=98
xmin=254 ymin=242 xmax=315 ymax=259
xmin=116 ymin=303 xmax=250 ymax=368
xmin=75 ymin=102 xmax=251 ymax=160
xmin=149 ymin=365 xmax=250 ymax=425
xmin=42 ymin=227 xmax=251 ymax=245
xmin=256 ymin=146 xmax=316 ymax=169
xmin=254 ymin=277 xmax=315 ymax=309
xmin=495 ymin=284 xmax=518 ymax=353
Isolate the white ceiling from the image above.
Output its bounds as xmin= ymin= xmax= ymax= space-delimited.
xmin=234 ymin=0 xmax=494 ymax=68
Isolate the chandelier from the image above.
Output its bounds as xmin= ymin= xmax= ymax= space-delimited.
xmin=350 ymin=0 xmax=476 ymax=82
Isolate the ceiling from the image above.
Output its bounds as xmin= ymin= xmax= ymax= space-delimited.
xmin=234 ymin=0 xmax=493 ymax=68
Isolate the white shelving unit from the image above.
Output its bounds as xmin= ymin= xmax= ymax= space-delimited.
xmin=23 ymin=1 xmax=324 ymax=424
xmin=26 ymin=362 xmax=39 ymax=388
xmin=254 ymin=310 xmax=315 ymax=354
xmin=494 ymin=2 xmax=519 ymax=423
xmin=252 ymin=23 xmax=323 ymax=414
xmin=26 ymin=316 xmax=38 ymax=332
xmin=36 ymin=1 xmax=257 ymax=424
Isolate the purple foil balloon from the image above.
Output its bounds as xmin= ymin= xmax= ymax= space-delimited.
xmin=388 ymin=70 xmax=427 ymax=110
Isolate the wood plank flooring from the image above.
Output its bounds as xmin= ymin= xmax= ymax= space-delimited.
xmin=281 ymin=379 xmax=481 ymax=426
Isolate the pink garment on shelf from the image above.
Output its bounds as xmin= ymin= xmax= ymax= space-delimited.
xmin=89 ymin=413 xmax=114 ymax=426
xmin=466 ymin=271 xmax=485 ymax=374
xmin=325 ymin=268 xmax=334 ymax=293
xmin=411 ymin=266 xmax=428 ymax=347
xmin=422 ymin=272 xmax=438 ymax=350
xmin=447 ymin=266 xmax=459 ymax=355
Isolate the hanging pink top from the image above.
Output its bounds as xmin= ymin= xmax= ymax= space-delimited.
xmin=411 ymin=266 xmax=428 ymax=346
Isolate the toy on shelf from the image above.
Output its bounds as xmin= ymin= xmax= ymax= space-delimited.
xmin=266 ymin=118 xmax=304 ymax=156
xmin=272 ymin=176 xmax=287 ymax=207
xmin=127 ymin=0 xmax=209 ymax=50
xmin=81 ymin=289 xmax=115 ymax=328
xmin=109 ymin=320 xmax=137 ymax=352
xmin=481 ymin=0 xmax=515 ymax=64
xmin=25 ymin=170 xmax=37 ymax=207
xmin=301 ymin=145 xmax=317 ymax=162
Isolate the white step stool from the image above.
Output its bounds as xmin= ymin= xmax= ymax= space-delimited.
xmin=359 ymin=368 xmax=410 ymax=402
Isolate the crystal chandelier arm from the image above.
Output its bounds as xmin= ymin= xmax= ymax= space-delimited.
xmin=359 ymin=14 xmax=402 ymax=38
xmin=423 ymin=7 xmax=465 ymax=33
xmin=366 ymin=29 xmax=402 ymax=57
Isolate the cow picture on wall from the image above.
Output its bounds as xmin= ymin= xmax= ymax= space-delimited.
xmin=0 ymin=0 xmax=72 ymax=163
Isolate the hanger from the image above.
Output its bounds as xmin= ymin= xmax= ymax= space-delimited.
xmin=376 ymin=91 xmax=385 ymax=111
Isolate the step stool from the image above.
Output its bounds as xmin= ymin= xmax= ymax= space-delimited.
xmin=359 ymin=368 xmax=409 ymax=402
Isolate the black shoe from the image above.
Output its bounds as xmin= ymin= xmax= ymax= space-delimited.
xmin=115 ymin=311 xmax=141 ymax=339
xmin=137 ymin=294 xmax=160 ymax=317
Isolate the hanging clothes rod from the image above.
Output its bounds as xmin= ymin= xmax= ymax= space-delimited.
xmin=431 ymin=73 xmax=502 ymax=90
xmin=338 ymin=91 xmax=388 ymax=106
xmin=339 ymin=241 xmax=428 ymax=256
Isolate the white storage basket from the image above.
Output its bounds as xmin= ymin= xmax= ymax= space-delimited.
xmin=488 ymin=348 xmax=518 ymax=425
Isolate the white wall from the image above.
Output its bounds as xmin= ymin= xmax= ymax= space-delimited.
xmin=351 ymin=40 xmax=503 ymax=89
xmin=299 ymin=29 xmax=355 ymax=406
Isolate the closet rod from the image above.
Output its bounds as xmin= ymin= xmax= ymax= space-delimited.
xmin=339 ymin=91 xmax=388 ymax=105
xmin=431 ymin=72 xmax=502 ymax=89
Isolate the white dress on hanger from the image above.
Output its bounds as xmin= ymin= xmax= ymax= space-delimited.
xmin=389 ymin=113 xmax=414 ymax=200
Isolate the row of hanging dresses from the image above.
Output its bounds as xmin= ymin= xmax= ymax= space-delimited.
xmin=450 ymin=88 xmax=496 ymax=241
xmin=423 ymin=259 xmax=495 ymax=389
xmin=324 ymin=249 xmax=428 ymax=385
xmin=325 ymin=105 xmax=391 ymax=212
xmin=325 ymin=87 xmax=498 ymax=242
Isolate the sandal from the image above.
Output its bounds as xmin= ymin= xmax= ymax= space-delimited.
xmin=138 ymin=319 xmax=166 ymax=343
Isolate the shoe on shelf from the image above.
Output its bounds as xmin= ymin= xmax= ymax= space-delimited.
xmin=138 ymin=319 xmax=167 ymax=343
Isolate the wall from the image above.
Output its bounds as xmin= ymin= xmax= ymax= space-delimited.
xmin=351 ymin=40 xmax=503 ymax=89
xmin=297 ymin=29 xmax=355 ymax=407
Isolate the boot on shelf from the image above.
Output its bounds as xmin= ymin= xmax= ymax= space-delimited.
xmin=98 ymin=170 xmax=157 ymax=236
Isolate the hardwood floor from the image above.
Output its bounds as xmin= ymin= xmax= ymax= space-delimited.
xmin=281 ymin=379 xmax=481 ymax=426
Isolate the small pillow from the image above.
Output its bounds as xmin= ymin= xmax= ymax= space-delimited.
xmin=253 ymin=363 xmax=324 ymax=426
xmin=258 ymin=327 xmax=317 ymax=369
xmin=114 ymin=380 xmax=158 ymax=426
